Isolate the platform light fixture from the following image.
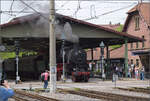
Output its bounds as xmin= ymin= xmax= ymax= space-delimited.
xmin=61 ymin=32 xmax=66 ymax=82
xmin=99 ymin=41 xmax=105 ymax=80
xmin=15 ymin=40 xmax=20 ymax=84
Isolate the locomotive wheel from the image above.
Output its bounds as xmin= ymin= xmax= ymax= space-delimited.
xmin=83 ymin=76 xmax=88 ymax=82
xmin=57 ymin=72 xmax=61 ymax=81
xmin=84 ymin=77 xmax=88 ymax=82
xmin=72 ymin=76 xmax=77 ymax=82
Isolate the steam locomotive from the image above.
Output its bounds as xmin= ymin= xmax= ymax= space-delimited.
xmin=57 ymin=45 xmax=90 ymax=82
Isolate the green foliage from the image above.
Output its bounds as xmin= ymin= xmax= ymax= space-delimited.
xmin=95 ymin=69 xmax=101 ymax=75
xmin=0 ymin=52 xmax=16 ymax=59
xmin=0 ymin=51 xmax=37 ymax=59
xmin=109 ymin=45 xmax=122 ymax=49
xmin=74 ymin=88 xmax=81 ymax=91
xmin=116 ymin=25 xmax=123 ymax=32
xmin=109 ymin=24 xmax=123 ymax=49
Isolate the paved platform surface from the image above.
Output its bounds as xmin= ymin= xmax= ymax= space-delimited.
xmin=8 ymin=78 xmax=150 ymax=101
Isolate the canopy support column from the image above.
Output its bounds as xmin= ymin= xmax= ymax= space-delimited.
xmin=124 ymin=39 xmax=128 ymax=77
xmin=106 ymin=45 xmax=110 ymax=78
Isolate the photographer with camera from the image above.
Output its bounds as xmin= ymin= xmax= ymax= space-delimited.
xmin=0 ymin=80 xmax=14 ymax=101
xmin=0 ymin=58 xmax=14 ymax=101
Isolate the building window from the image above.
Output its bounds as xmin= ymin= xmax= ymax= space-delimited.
xmin=142 ymin=35 xmax=145 ymax=48
xmin=136 ymin=59 xmax=139 ymax=67
xmin=135 ymin=16 xmax=140 ymax=30
xmin=131 ymin=59 xmax=133 ymax=64
xmin=136 ymin=42 xmax=139 ymax=48
xmin=130 ymin=43 xmax=133 ymax=49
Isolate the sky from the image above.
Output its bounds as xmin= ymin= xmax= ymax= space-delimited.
xmin=0 ymin=0 xmax=149 ymax=25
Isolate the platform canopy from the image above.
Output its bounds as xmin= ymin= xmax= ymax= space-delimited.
xmin=0 ymin=13 xmax=143 ymax=51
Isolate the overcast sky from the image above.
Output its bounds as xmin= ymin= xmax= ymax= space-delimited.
xmin=1 ymin=0 xmax=148 ymax=25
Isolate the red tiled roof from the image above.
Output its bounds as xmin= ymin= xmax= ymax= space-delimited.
xmin=101 ymin=23 xmax=121 ymax=30
xmin=0 ymin=13 xmax=143 ymax=42
xmin=110 ymin=46 xmax=125 ymax=59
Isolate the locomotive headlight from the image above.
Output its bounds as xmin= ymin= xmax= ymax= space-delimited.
xmin=73 ymin=68 xmax=76 ymax=71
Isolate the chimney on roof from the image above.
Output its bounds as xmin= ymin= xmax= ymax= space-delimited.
xmin=117 ymin=23 xmax=120 ymax=25
xmin=138 ymin=0 xmax=142 ymax=3
xmin=109 ymin=21 xmax=112 ymax=25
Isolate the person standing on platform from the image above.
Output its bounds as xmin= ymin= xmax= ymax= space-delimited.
xmin=41 ymin=70 xmax=49 ymax=89
xmin=140 ymin=66 xmax=145 ymax=80
xmin=135 ymin=68 xmax=139 ymax=80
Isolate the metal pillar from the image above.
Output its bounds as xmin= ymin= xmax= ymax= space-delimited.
xmin=15 ymin=41 xmax=20 ymax=84
xmin=124 ymin=39 xmax=128 ymax=77
xmin=62 ymin=39 xmax=65 ymax=82
xmin=91 ymin=48 xmax=94 ymax=71
xmin=49 ymin=0 xmax=56 ymax=93
xmin=100 ymin=41 xmax=105 ymax=80
xmin=106 ymin=45 xmax=110 ymax=77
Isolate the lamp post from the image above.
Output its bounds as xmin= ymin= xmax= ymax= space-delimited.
xmin=61 ymin=33 xmax=66 ymax=82
xmin=100 ymin=41 xmax=105 ymax=80
xmin=15 ymin=41 xmax=20 ymax=84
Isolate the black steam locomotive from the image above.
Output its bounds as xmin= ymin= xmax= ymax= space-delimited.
xmin=59 ymin=45 xmax=90 ymax=82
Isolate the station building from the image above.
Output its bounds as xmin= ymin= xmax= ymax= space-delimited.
xmin=87 ymin=3 xmax=150 ymax=77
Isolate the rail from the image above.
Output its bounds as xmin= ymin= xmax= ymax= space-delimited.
xmin=58 ymin=88 xmax=150 ymax=101
xmin=12 ymin=89 xmax=60 ymax=101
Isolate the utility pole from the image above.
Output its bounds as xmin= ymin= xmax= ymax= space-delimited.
xmin=49 ymin=0 xmax=56 ymax=93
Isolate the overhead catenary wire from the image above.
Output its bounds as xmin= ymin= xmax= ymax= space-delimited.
xmin=82 ymin=2 xmax=137 ymax=21
xmin=72 ymin=0 xmax=82 ymax=18
xmin=1 ymin=1 xmax=35 ymax=22
xmin=19 ymin=0 xmax=50 ymax=21
xmin=9 ymin=0 xmax=15 ymax=16
xmin=90 ymin=5 xmax=96 ymax=18
xmin=59 ymin=1 xmax=70 ymax=9
xmin=0 ymin=0 xmax=147 ymax=24
xmin=1 ymin=0 xmax=149 ymax=2
xmin=0 ymin=0 xmax=138 ymax=33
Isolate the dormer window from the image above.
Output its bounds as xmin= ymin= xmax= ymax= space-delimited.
xmin=135 ymin=16 xmax=140 ymax=30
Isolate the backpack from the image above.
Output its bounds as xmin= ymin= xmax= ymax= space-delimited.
xmin=41 ymin=74 xmax=45 ymax=82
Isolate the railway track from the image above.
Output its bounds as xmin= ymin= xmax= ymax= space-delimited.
xmin=116 ymin=87 xmax=150 ymax=94
xmin=58 ymin=88 xmax=150 ymax=101
xmin=12 ymin=89 xmax=60 ymax=101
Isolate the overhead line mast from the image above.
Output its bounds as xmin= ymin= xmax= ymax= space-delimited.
xmin=49 ymin=0 xmax=56 ymax=93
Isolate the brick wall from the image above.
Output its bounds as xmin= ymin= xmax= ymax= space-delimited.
xmin=126 ymin=14 xmax=150 ymax=68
